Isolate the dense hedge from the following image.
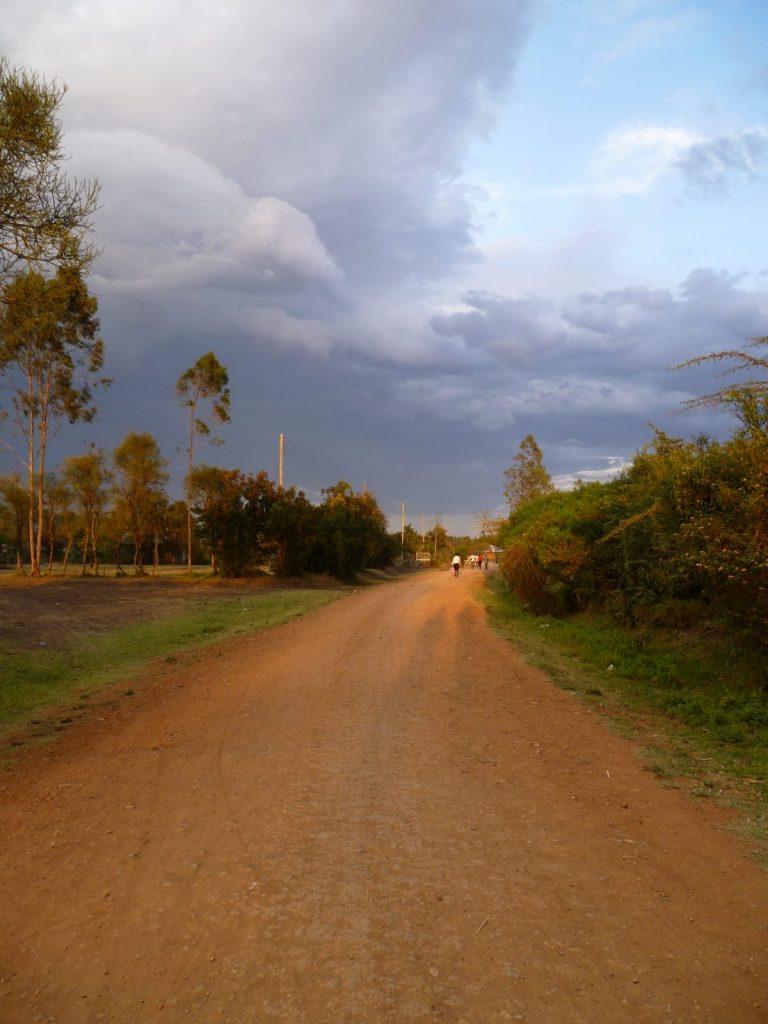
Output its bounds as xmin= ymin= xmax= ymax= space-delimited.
xmin=499 ymin=419 xmax=768 ymax=657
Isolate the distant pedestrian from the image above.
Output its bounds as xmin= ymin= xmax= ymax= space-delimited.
xmin=477 ymin=554 xmax=483 ymax=570
xmin=451 ymin=554 xmax=461 ymax=577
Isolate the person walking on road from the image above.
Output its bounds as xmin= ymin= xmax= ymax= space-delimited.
xmin=451 ymin=554 xmax=461 ymax=577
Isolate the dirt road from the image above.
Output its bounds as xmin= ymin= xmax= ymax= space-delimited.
xmin=0 ymin=570 xmax=765 ymax=1023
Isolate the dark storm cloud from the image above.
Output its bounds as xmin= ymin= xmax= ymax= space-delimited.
xmin=3 ymin=0 xmax=767 ymax=532
xmin=24 ymin=0 xmax=538 ymax=294
xmin=399 ymin=270 xmax=768 ymax=453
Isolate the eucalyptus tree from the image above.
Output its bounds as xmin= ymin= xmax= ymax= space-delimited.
xmin=503 ymin=434 xmax=554 ymax=512
xmin=63 ymin=447 xmax=111 ymax=576
xmin=0 ymin=58 xmax=99 ymax=280
xmin=0 ymin=267 xmax=104 ymax=575
xmin=176 ymin=352 xmax=230 ymax=570
xmin=112 ymin=432 xmax=169 ymax=575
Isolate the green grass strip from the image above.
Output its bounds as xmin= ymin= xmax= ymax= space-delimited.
xmin=480 ymin=578 xmax=768 ymax=861
xmin=0 ymin=590 xmax=341 ymax=738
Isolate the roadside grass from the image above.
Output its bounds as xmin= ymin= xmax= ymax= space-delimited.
xmin=481 ymin=578 xmax=768 ymax=863
xmin=0 ymin=590 xmax=341 ymax=748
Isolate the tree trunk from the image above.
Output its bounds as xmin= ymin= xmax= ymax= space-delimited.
xmin=46 ymin=506 xmax=56 ymax=575
xmin=90 ymin=511 xmax=100 ymax=576
xmin=186 ymin=404 xmax=195 ymax=572
xmin=62 ymin=537 xmax=73 ymax=576
xmin=81 ymin=519 xmax=89 ymax=576
xmin=27 ymin=393 xmax=39 ymax=577
xmin=133 ymin=529 xmax=146 ymax=575
xmin=15 ymin=522 xmax=24 ymax=575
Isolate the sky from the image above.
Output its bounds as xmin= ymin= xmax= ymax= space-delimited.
xmin=2 ymin=0 xmax=767 ymax=536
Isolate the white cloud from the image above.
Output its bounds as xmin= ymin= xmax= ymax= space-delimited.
xmin=593 ymin=124 xmax=699 ymax=195
xmin=539 ymin=123 xmax=700 ymax=199
xmin=552 ymin=456 xmax=630 ymax=489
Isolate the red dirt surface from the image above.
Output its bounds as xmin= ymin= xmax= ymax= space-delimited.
xmin=0 ymin=570 xmax=765 ymax=1023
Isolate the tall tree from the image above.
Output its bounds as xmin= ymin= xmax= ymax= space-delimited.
xmin=0 ymin=267 xmax=104 ymax=575
xmin=176 ymin=352 xmax=230 ymax=571
xmin=0 ymin=59 xmax=99 ymax=280
xmin=63 ymin=447 xmax=110 ymax=576
xmin=503 ymin=434 xmax=554 ymax=512
xmin=112 ymin=432 xmax=169 ymax=575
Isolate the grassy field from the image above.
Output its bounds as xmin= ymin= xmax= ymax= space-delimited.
xmin=481 ymin=577 xmax=768 ymax=862
xmin=0 ymin=583 xmax=342 ymax=750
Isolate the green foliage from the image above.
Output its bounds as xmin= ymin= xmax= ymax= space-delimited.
xmin=308 ymin=481 xmax=391 ymax=579
xmin=0 ymin=266 xmax=104 ymax=574
xmin=499 ymin=425 xmax=768 ymax=660
xmin=190 ymin=466 xmax=272 ymax=577
xmin=112 ymin=432 xmax=169 ymax=575
xmin=0 ymin=472 xmax=29 ymax=570
xmin=268 ymin=487 xmax=319 ymax=575
xmin=0 ymin=59 xmax=99 ymax=278
xmin=63 ymin=448 xmax=111 ymax=575
xmin=177 ymin=351 xmax=231 ymax=571
xmin=176 ymin=351 xmax=231 ymax=434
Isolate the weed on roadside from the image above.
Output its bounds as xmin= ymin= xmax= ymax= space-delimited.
xmin=480 ymin=578 xmax=768 ymax=861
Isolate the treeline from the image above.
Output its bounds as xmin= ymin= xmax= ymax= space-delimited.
xmin=0 ymin=441 xmax=395 ymax=579
xmin=0 ymin=63 xmax=400 ymax=581
xmin=499 ymin=390 xmax=768 ymax=660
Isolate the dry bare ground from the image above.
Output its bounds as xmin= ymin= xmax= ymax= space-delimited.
xmin=0 ymin=569 xmax=765 ymax=1023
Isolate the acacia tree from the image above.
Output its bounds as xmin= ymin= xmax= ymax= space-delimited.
xmin=176 ymin=352 xmax=230 ymax=570
xmin=675 ymin=334 xmax=768 ymax=438
xmin=112 ymin=432 xmax=169 ymax=575
xmin=503 ymin=434 xmax=554 ymax=512
xmin=0 ymin=267 xmax=104 ymax=575
xmin=63 ymin=447 xmax=110 ymax=576
xmin=675 ymin=335 xmax=768 ymax=406
xmin=0 ymin=59 xmax=99 ymax=280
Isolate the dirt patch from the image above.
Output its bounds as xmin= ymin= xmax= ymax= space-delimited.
xmin=0 ymin=572 xmax=345 ymax=655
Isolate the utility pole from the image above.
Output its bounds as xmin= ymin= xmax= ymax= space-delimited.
xmin=401 ymin=502 xmax=405 ymax=556
xmin=278 ymin=433 xmax=284 ymax=491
